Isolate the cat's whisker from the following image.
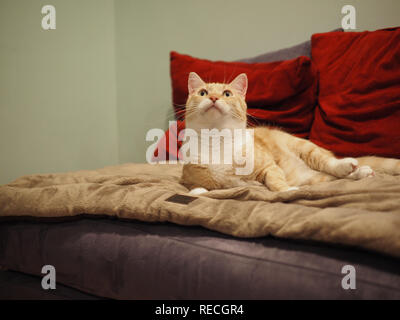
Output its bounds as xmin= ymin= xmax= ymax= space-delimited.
xmin=228 ymin=110 xmax=246 ymax=123
xmin=165 ymin=106 xmax=186 ymax=119
xmin=246 ymin=112 xmax=262 ymax=127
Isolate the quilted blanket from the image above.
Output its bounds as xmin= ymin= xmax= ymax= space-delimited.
xmin=0 ymin=163 xmax=399 ymax=258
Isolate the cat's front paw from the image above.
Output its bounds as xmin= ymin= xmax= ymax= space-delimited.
xmin=189 ymin=187 xmax=209 ymax=195
xmin=331 ymin=157 xmax=358 ymax=177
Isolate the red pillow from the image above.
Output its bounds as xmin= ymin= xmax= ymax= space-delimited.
xmin=309 ymin=28 xmax=400 ymax=158
xmin=170 ymin=51 xmax=318 ymax=138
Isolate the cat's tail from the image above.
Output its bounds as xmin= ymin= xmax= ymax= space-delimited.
xmin=357 ymin=156 xmax=400 ymax=175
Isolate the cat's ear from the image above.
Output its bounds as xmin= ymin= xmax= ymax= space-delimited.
xmin=188 ymin=72 xmax=205 ymax=95
xmin=230 ymin=73 xmax=248 ymax=97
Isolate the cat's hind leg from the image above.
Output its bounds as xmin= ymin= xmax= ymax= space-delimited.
xmin=289 ymin=137 xmax=368 ymax=178
xmin=328 ymin=159 xmax=375 ymax=179
xmin=327 ymin=157 xmax=359 ymax=177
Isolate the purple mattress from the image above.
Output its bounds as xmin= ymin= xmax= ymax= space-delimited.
xmin=0 ymin=217 xmax=399 ymax=299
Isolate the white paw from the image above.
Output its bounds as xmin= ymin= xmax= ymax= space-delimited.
xmin=332 ymin=157 xmax=358 ymax=177
xmin=347 ymin=165 xmax=375 ymax=180
xmin=285 ymin=186 xmax=299 ymax=192
xmin=189 ymin=187 xmax=209 ymax=195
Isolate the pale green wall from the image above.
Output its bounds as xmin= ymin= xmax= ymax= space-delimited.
xmin=1 ymin=0 xmax=400 ymax=184
xmin=114 ymin=0 xmax=400 ymax=164
xmin=0 ymin=0 xmax=119 ymax=184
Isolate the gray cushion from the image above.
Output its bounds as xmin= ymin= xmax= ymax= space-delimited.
xmin=238 ymin=40 xmax=311 ymax=63
xmin=238 ymin=29 xmax=343 ymax=63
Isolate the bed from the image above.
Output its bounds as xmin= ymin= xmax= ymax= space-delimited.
xmin=0 ymin=163 xmax=400 ymax=299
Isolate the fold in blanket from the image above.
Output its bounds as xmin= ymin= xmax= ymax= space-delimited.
xmin=0 ymin=163 xmax=400 ymax=257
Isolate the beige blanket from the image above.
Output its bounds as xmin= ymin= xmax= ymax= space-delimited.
xmin=1 ymin=163 xmax=400 ymax=258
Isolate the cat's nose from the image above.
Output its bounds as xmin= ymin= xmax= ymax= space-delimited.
xmin=209 ymin=96 xmax=218 ymax=103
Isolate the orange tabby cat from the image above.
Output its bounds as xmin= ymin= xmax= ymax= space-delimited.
xmin=180 ymin=72 xmax=400 ymax=195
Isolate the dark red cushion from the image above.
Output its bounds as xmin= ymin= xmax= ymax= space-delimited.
xmin=309 ymin=28 xmax=400 ymax=158
xmin=170 ymin=51 xmax=318 ymax=137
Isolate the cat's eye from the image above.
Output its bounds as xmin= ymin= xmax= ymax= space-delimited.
xmin=199 ymin=89 xmax=208 ymax=96
xmin=223 ymin=90 xmax=232 ymax=97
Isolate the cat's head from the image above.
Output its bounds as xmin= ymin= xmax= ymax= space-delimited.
xmin=185 ymin=72 xmax=248 ymax=129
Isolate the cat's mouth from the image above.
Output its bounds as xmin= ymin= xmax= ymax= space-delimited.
xmin=205 ymin=104 xmax=223 ymax=114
